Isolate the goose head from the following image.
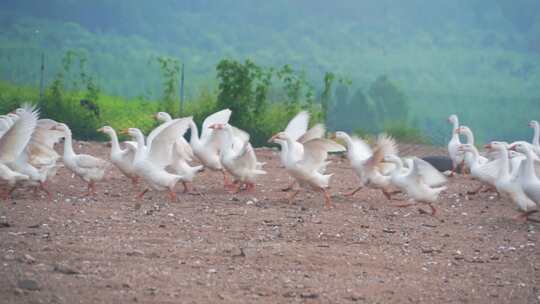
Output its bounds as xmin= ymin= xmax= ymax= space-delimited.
xmin=509 ymin=141 xmax=530 ymax=154
xmin=154 ymin=112 xmax=172 ymax=123
xmin=457 ymin=144 xmax=475 ymax=153
xmin=208 ymin=123 xmax=226 ymax=131
xmin=484 ymin=141 xmax=507 ymax=151
xmin=528 ymin=120 xmax=539 ymax=129
xmin=268 ymin=131 xmax=289 ymax=143
xmin=455 ymin=125 xmax=470 ymax=135
xmin=447 ymin=114 xmax=458 ymax=124
xmin=119 ymin=127 xmax=144 ymax=139
xmin=97 ymin=126 xmax=115 ymax=135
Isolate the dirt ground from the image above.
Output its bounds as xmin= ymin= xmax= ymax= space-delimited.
xmin=0 ymin=142 xmax=539 ymax=304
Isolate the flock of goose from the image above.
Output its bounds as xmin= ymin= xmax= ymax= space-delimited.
xmin=1 ymin=104 xmax=539 ymax=222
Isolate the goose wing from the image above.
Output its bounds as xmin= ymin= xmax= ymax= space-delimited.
xmin=146 ymin=117 xmax=191 ymax=168
xmin=0 ymin=105 xmax=38 ymax=163
xmin=200 ymin=109 xmax=232 ymax=144
xmin=409 ymin=157 xmax=447 ymax=187
xmin=284 ymin=111 xmax=309 ymax=142
xmin=299 ymin=138 xmax=345 ymax=172
xmin=298 ymin=124 xmax=325 ymax=144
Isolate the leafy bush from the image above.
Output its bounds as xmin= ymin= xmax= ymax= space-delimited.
xmin=383 ymin=122 xmax=430 ymax=144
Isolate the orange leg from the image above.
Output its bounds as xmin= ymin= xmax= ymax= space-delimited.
xmin=382 ymin=188 xmax=400 ymax=200
xmin=131 ymin=176 xmax=139 ymax=186
xmin=515 ymin=210 xmax=539 ymax=223
xmin=168 ymin=188 xmax=177 ymax=202
xmin=345 ymin=186 xmax=362 ymax=197
xmin=288 ymin=190 xmax=300 ymax=204
xmin=136 ymin=188 xmax=149 ymax=200
xmin=182 ymin=182 xmax=190 ymax=193
xmin=281 ymin=180 xmax=296 ymax=192
xmin=245 ymin=182 xmax=255 ymax=192
xmin=322 ymin=188 xmax=333 ymax=209
xmin=222 ymin=170 xmax=232 ymax=188
xmin=229 ymin=181 xmax=241 ymax=194
xmin=84 ymin=181 xmax=96 ymax=197
xmin=39 ymin=181 xmax=52 ymax=201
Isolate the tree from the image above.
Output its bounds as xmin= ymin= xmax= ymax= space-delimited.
xmin=157 ymin=56 xmax=180 ymax=115
xmin=368 ymin=75 xmax=408 ymax=126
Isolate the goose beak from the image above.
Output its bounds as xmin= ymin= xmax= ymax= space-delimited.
xmin=119 ymin=128 xmax=129 ymax=135
xmin=269 ymin=134 xmax=279 ymax=143
xmin=97 ymin=127 xmax=104 ymax=132
xmin=152 ymin=114 xmax=158 ymax=119
xmin=484 ymin=143 xmax=492 ymax=149
xmin=329 ymin=133 xmax=336 ymax=140
xmin=509 ymin=145 xmax=516 ymax=151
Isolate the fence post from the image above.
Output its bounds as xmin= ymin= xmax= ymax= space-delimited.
xmin=39 ymin=52 xmax=45 ymax=101
xmin=179 ymin=62 xmax=185 ymax=115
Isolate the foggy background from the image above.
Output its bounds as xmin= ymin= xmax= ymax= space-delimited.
xmin=1 ymin=0 xmax=539 ymax=144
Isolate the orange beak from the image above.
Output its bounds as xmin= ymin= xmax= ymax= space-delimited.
xmin=268 ymin=133 xmax=280 ymax=143
xmin=508 ymin=145 xmax=516 ymax=151
xmin=484 ymin=143 xmax=492 ymax=149
xmin=329 ymin=133 xmax=337 ymax=140
xmin=119 ymin=128 xmax=129 ymax=135
xmin=96 ymin=127 xmax=104 ymax=132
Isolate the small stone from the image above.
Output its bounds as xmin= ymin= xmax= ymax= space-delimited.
xmin=23 ymin=254 xmax=36 ymax=264
xmin=300 ymin=292 xmax=319 ymax=299
xmin=246 ymin=200 xmax=254 ymax=205
xmin=127 ymin=250 xmax=144 ymax=257
xmin=18 ymin=279 xmax=40 ymax=291
xmin=208 ymin=268 xmax=217 ymax=273
xmin=383 ymin=228 xmax=396 ymax=233
xmin=53 ymin=263 xmax=80 ymax=275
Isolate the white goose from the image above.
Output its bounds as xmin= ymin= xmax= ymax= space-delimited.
xmin=384 ymin=154 xmax=447 ymax=216
xmin=53 ymin=123 xmax=110 ymax=196
xmin=458 ymin=144 xmax=501 ymax=195
xmin=8 ymin=112 xmax=63 ymax=199
xmin=270 ymin=129 xmax=345 ymax=208
xmin=334 ymin=132 xmax=401 ymax=199
xmin=456 ymin=126 xmax=488 ymax=165
xmin=98 ymin=126 xmax=138 ymax=185
xmin=123 ymin=117 xmax=191 ymax=201
xmin=510 ymin=142 xmax=540 ymax=220
xmin=485 ymin=141 xmax=536 ymax=220
xmin=269 ymin=111 xmax=325 ymax=190
xmin=0 ymin=104 xmax=38 ymax=197
xmin=447 ymin=114 xmax=464 ymax=175
xmin=527 ymin=120 xmax=540 ymax=156
xmin=154 ymin=112 xmax=203 ymax=193
xmin=209 ymin=123 xmax=265 ymax=193
xmin=188 ymin=109 xmax=232 ymax=186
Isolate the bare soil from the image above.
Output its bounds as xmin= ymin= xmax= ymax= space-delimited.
xmin=0 ymin=142 xmax=539 ymax=303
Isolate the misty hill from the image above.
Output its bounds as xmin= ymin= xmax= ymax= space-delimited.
xmin=1 ymin=0 xmax=540 ymax=142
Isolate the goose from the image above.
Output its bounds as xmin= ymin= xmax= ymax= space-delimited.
xmin=447 ymin=114 xmax=464 ymax=175
xmin=269 ymin=112 xmax=325 ymax=191
xmin=530 ymin=120 xmax=540 ymax=154
xmin=154 ymin=112 xmax=203 ymax=193
xmin=209 ymin=123 xmax=265 ymax=193
xmin=333 ymin=132 xmax=401 ymax=199
xmin=485 ymin=142 xmax=536 ymax=220
xmin=458 ymin=144 xmax=501 ymax=195
xmin=383 ymin=154 xmax=447 ymax=216
xmin=188 ymin=109 xmax=232 ymax=186
xmin=53 ymin=123 xmax=110 ymax=196
xmin=509 ymin=142 xmax=540 ymax=220
xmin=122 ymin=117 xmax=191 ymax=201
xmin=97 ymin=126 xmax=139 ymax=185
xmin=270 ymin=129 xmax=345 ymax=208
xmin=0 ymin=104 xmax=39 ymax=197
xmin=456 ymin=126 xmax=488 ymax=165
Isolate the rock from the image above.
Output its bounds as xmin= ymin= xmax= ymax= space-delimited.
xmin=300 ymin=292 xmax=319 ymax=299
xmin=208 ymin=268 xmax=217 ymax=273
xmin=23 ymin=254 xmax=36 ymax=264
xmin=53 ymin=263 xmax=80 ymax=275
xmin=127 ymin=250 xmax=144 ymax=257
xmin=18 ymin=279 xmax=40 ymax=291
xmin=382 ymin=228 xmax=396 ymax=233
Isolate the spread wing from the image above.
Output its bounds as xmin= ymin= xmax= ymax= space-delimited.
xmin=284 ymin=111 xmax=309 ymax=142
xmin=230 ymin=125 xmax=250 ymax=154
xmin=366 ymin=133 xmax=398 ymax=172
xmin=349 ymin=135 xmax=373 ymax=161
xmin=410 ymin=157 xmax=447 ymax=187
xmin=0 ymin=105 xmax=39 ymax=163
xmin=146 ymin=117 xmax=191 ymax=168
xmin=233 ymin=142 xmax=265 ymax=174
xmin=26 ymin=119 xmax=63 ymax=166
xmin=476 ymin=158 xmax=504 ymax=182
xmin=174 ymin=137 xmax=194 ymax=161
xmin=298 ymin=124 xmax=325 ymax=144
xmin=200 ymin=109 xmax=232 ymax=144
xmin=299 ymin=138 xmax=345 ymax=172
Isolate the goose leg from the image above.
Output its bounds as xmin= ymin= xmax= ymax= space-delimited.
xmin=322 ymin=188 xmax=333 ymax=209
xmin=382 ymin=188 xmax=400 ymax=200
xmin=221 ymin=170 xmax=232 ymax=187
xmin=168 ymin=189 xmax=177 ymax=202
xmin=182 ymin=182 xmax=190 ymax=193
xmin=84 ymin=181 xmax=96 ymax=197
xmin=288 ymin=189 xmax=300 ymax=204
xmin=131 ymin=176 xmax=139 ymax=186
xmin=421 ymin=202 xmax=437 ymax=216
xmin=136 ymin=188 xmax=149 ymax=200
xmin=515 ymin=210 xmax=539 ymax=223
xmin=39 ymin=181 xmax=52 ymax=201
xmin=281 ymin=180 xmax=296 ymax=192
xmin=345 ymin=186 xmax=362 ymax=197
xmin=467 ymin=184 xmax=484 ymax=195
xmin=246 ymin=182 xmax=255 ymax=192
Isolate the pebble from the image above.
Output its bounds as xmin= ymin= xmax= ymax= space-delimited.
xmin=17 ymin=279 xmax=40 ymax=291
xmin=53 ymin=262 xmax=80 ymax=275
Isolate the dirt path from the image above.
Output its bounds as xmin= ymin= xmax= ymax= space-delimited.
xmin=0 ymin=143 xmax=538 ymax=303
